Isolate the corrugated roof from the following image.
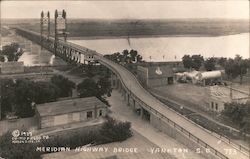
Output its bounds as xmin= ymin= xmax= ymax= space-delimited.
xmin=36 ymin=97 xmax=107 ymax=117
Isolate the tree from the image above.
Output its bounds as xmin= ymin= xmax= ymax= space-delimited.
xmin=97 ymin=77 xmax=112 ymax=97
xmin=0 ymin=79 xmax=16 ymax=116
xmin=1 ymin=43 xmax=23 ymax=61
xmin=225 ymin=55 xmax=248 ymax=84
xmin=191 ymin=55 xmax=204 ymax=70
xmin=182 ymin=54 xmax=204 ymax=70
xmin=0 ymin=78 xmax=60 ymax=118
xmin=129 ymin=49 xmax=142 ymax=63
xmin=204 ymin=57 xmax=216 ymax=71
xmin=122 ymin=49 xmax=130 ymax=64
xmin=217 ymin=57 xmax=227 ymax=67
xmin=77 ymin=78 xmax=99 ymax=98
xmin=13 ymin=79 xmax=37 ymax=117
xmin=50 ymin=75 xmax=75 ymax=97
xmin=235 ymin=55 xmax=248 ymax=84
xmin=33 ymin=81 xmax=60 ymax=104
xmin=77 ymin=77 xmax=112 ymax=106
xmin=0 ymin=54 xmax=5 ymax=62
xmin=182 ymin=55 xmax=193 ymax=69
xmin=104 ymin=49 xmax=143 ymax=64
xmin=222 ymin=101 xmax=250 ymax=134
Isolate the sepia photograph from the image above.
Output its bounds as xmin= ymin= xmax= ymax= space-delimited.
xmin=0 ymin=0 xmax=249 ymax=159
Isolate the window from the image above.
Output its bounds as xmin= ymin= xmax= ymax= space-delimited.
xmin=99 ymin=110 xmax=103 ymax=117
xmin=87 ymin=111 xmax=93 ymax=119
xmin=211 ymin=102 xmax=214 ymax=109
xmin=215 ymin=103 xmax=218 ymax=110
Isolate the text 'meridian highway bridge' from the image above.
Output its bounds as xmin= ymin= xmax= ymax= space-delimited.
xmin=15 ymin=10 xmax=249 ymax=159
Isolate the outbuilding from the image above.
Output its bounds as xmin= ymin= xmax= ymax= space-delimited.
xmin=35 ymin=97 xmax=108 ymax=129
xmin=137 ymin=64 xmax=174 ymax=87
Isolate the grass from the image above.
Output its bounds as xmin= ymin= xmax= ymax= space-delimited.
xmin=153 ymin=94 xmax=242 ymax=140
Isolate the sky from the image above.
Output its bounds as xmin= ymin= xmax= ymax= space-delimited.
xmin=0 ymin=0 xmax=249 ymax=19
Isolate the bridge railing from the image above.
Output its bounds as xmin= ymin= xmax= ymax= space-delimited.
xmin=97 ymin=55 xmax=250 ymax=157
xmin=70 ymin=40 xmax=250 ymax=157
xmin=15 ymin=28 xmax=249 ymax=159
xmin=96 ymin=56 xmax=231 ymax=159
xmin=149 ymin=92 xmax=250 ymax=156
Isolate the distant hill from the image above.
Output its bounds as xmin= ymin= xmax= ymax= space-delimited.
xmin=4 ymin=18 xmax=249 ymax=38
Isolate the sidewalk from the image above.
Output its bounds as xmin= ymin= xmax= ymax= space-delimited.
xmin=107 ymin=90 xmax=204 ymax=159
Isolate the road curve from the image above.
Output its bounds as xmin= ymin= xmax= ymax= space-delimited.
xmin=14 ymin=28 xmax=248 ymax=159
xmin=93 ymin=54 xmax=248 ymax=159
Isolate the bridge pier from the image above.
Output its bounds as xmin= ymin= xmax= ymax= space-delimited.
xmin=126 ymin=93 xmax=130 ymax=106
xmin=110 ymin=73 xmax=117 ymax=89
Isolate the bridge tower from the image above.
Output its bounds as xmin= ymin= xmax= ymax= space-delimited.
xmin=40 ymin=11 xmax=50 ymax=50
xmin=54 ymin=9 xmax=67 ymax=55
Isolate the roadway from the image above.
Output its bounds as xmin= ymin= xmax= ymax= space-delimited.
xmin=14 ymin=28 xmax=249 ymax=159
xmin=93 ymin=55 xmax=248 ymax=159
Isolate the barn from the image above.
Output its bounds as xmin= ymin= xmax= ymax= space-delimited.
xmin=35 ymin=97 xmax=108 ymax=129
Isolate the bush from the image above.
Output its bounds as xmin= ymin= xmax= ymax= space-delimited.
xmin=99 ymin=117 xmax=132 ymax=143
xmin=0 ymin=132 xmax=41 ymax=159
xmin=0 ymin=117 xmax=132 ymax=158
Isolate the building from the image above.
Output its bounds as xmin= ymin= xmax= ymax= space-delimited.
xmin=137 ymin=64 xmax=174 ymax=87
xmin=0 ymin=61 xmax=24 ymax=74
xmin=208 ymin=86 xmax=248 ymax=112
xmin=35 ymin=97 xmax=108 ymax=129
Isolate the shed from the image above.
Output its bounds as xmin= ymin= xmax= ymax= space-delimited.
xmin=36 ymin=97 xmax=108 ymax=129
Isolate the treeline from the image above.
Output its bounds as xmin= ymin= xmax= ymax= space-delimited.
xmin=0 ymin=43 xmax=23 ymax=62
xmin=104 ymin=49 xmax=143 ymax=65
xmin=104 ymin=49 xmax=143 ymax=75
xmin=0 ymin=116 xmax=132 ymax=159
xmin=0 ymin=75 xmax=75 ymax=118
xmin=182 ymin=54 xmax=250 ymax=84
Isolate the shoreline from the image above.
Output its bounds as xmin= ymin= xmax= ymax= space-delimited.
xmin=68 ymin=32 xmax=249 ymax=40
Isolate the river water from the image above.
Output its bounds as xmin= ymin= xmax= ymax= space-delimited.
xmin=70 ymin=33 xmax=249 ymax=62
xmin=17 ymin=33 xmax=249 ymax=66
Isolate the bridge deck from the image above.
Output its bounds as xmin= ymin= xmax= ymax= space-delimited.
xmin=95 ymin=55 xmax=248 ymax=159
xmin=15 ymin=28 xmax=249 ymax=159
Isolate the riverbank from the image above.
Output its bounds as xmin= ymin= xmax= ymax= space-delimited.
xmin=68 ymin=32 xmax=249 ymax=40
xmin=7 ymin=18 xmax=249 ymax=38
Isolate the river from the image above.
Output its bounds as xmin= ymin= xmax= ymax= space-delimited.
xmin=70 ymin=33 xmax=249 ymax=62
xmin=17 ymin=33 xmax=249 ymax=66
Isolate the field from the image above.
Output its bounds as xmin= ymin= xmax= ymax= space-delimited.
xmin=3 ymin=18 xmax=249 ymax=38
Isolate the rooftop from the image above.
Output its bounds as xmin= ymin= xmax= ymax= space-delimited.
xmin=210 ymin=86 xmax=248 ymax=103
xmin=36 ymin=97 xmax=107 ymax=117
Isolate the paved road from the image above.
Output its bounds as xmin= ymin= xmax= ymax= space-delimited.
xmin=95 ymin=55 xmax=249 ymax=159
xmin=108 ymin=90 xmax=204 ymax=159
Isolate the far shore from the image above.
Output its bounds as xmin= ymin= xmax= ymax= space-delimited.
xmin=68 ymin=32 xmax=249 ymax=40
